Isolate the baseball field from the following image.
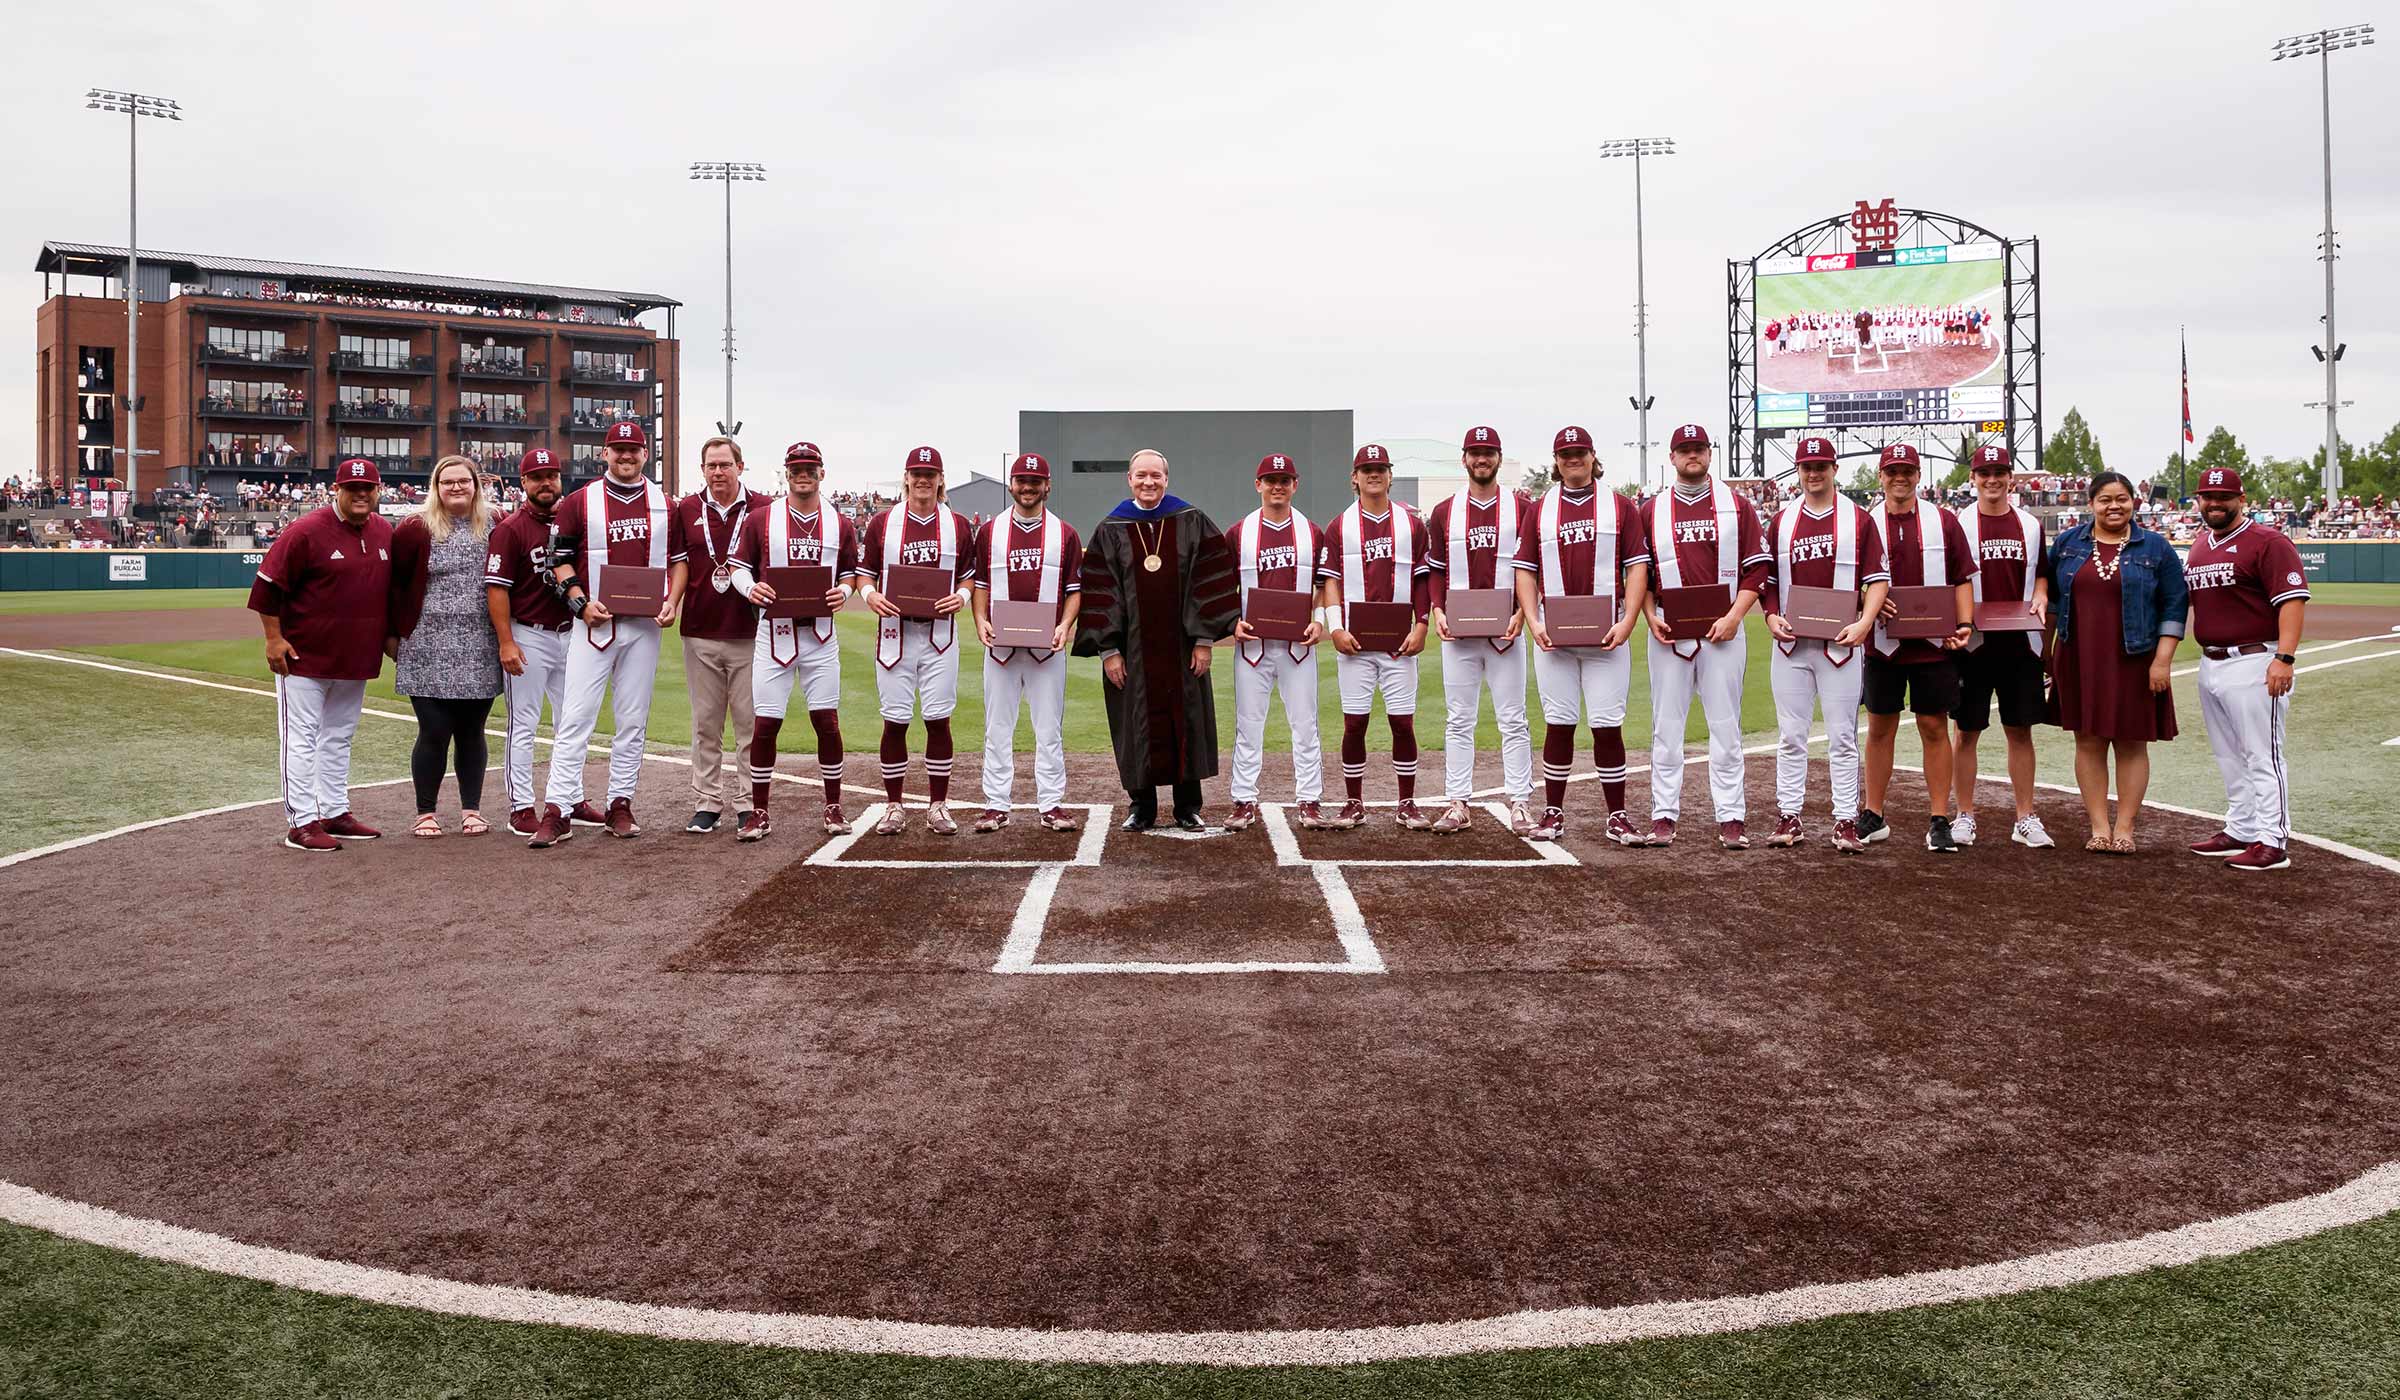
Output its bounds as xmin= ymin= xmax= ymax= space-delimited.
xmin=5 ymin=586 xmax=2399 ymax=1398
xmin=1756 ymin=259 xmax=2007 ymax=395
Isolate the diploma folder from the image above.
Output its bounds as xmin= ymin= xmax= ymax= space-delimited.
xmin=760 ymin=564 xmax=834 ymax=620
xmin=1444 ymin=587 xmax=1515 ymax=638
xmin=1973 ymin=600 xmax=2044 ymax=632
xmin=884 ymin=563 xmax=956 ymax=620
xmin=1782 ymin=585 xmax=1860 ymax=642
xmin=1885 ymin=585 xmax=1959 ymax=640
xmin=989 ymin=599 xmax=1056 ymax=648
xmin=1656 ymin=584 xmax=1732 ymax=643
xmin=596 ymin=565 xmax=667 ymax=617
xmin=1244 ymin=588 xmax=1314 ymax=643
xmin=1345 ymin=601 xmax=1415 ymax=653
xmin=1542 ymin=594 xmax=1619 ymax=647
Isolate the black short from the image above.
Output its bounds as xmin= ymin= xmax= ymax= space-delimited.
xmin=1953 ymin=638 xmax=2048 ymax=732
xmin=1863 ymin=654 xmax=1959 ymax=717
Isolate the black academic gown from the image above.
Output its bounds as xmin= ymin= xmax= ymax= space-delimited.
xmin=1074 ymin=502 xmax=1239 ymax=792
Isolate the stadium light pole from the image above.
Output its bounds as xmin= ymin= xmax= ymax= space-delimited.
xmin=1599 ymin=138 xmax=1674 ymax=495
xmin=2272 ymin=25 xmax=2373 ymax=497
xmin=689 ymin=160 xmax=766 ymax=438
xmin=85 ymin=88 xmax=180 ymax=505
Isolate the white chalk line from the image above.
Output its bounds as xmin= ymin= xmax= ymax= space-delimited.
xmin=2169 ymin=634 xmax=2394 ymax=679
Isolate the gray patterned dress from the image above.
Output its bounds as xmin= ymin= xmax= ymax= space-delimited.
xmin=396 ymin=521 xmax=504 ymax=699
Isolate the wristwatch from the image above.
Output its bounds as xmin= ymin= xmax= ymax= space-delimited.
xmin=2275 ymin=651 xmax=2296 ymax=665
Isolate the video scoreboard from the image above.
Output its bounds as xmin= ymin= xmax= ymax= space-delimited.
xmin=1758 ymin=383 xmax=2004 ymax=431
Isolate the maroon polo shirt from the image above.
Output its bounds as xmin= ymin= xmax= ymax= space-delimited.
xmin=674 ymin=488 xmax=772 ymax=641
xmin=247 ymin=504 xmax=394 ymax=681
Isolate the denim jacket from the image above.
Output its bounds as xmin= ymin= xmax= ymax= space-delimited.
xmin=2050 ymin=521 xmax=2188 ymax=656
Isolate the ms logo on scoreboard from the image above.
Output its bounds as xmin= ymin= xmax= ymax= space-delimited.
xmin=1850 ymin=198 xmax=1900 ymax=252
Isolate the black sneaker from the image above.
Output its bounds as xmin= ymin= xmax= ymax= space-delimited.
xmin=684 ymin=810 xmax=721 ymax=834
xmin=1855 ymin=809 xmax=1890 ymax=844
xmin=1926 ymin=815 xmax=1958 ymax=853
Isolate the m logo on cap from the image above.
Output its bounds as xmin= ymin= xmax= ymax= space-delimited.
xmin=1474 ymin=429 xmax=1491 ymax=442
xmin=1979 ymin=447 xmax=2000 ymax=464
xmin=1562 ymin=429 xmax=1580 ymax=443
xmin=1273 ymin=456 xmax=1288 ymax=470
xmin=1365 ymin=446 xmax=1382 ymax=460
xmin=347 ymin=463 xmax=367 ymax=479
xmin=2208 ymin=470 xmax=2228 ymax=486
xmin=532 ymin=450 xmax=551 ymax=466
xmin=918 ymin=448 xmax=933 ymax=463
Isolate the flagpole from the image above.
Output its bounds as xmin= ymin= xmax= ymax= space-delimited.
xmin=2178 ymin=326 xmax=2189 ymax=502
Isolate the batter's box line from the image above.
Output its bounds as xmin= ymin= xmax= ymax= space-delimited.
xmin=806 ymin=803 xmax=1111 ymax=869
xmin=1259 ymin=803 xmax=1580 ymax=869
xmin=992 ymin=860 xmax=1382 ymax=976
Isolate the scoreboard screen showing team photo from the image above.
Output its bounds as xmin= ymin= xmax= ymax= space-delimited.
xmin=1754 ymin=241 xmax=2007 ymax=429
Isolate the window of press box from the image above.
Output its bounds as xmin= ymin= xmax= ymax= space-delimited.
xmin=1072 ymin=459 xmax=1130 ymax=474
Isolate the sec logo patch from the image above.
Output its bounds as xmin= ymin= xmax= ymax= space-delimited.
xmin=2288 ymin=572 xmax=2304 ymax=586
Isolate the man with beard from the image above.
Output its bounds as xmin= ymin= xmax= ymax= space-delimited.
xmin=1760 ymin=436 xmax=1887 ymax=851
xmin=482 ymin=447 xmax=573 ymax=836
xmin=730 ymin=441 xmax=861 ymax=840
xmin=1222 ymin=453 xmax=1329 ymax=833
xmin=1074 ymin=449 xmax=1240 ymax=830
xmin=2183 ymin=465 xmax=2309 ymax=871
xmin=970 ymin=453 xmax=1084 ymax=834
xmin=1424 ymin=426 xmax=1536 ymax=836
xmin=857 ymin=447 xmax=977 ymax=836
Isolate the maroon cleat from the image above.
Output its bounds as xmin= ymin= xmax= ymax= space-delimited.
xmin=568 ymin=800 xmax=607 ymax=828
xmin=923 ymin=803 xmax=959 ymax=836
xmin=1293 ymin=800 xmax=1331 ymax=830
xmin=737 ymin=809 xmax=772 ymax=843
xmin=1604 ymin=810 xmax=1643 ymax=846
xmin=527 ymin=804 xmax=573 ymax=849
xmin=1648 ymin=817 xmax=1677 ymax=847
xmin=1332 ymin=799 xmax=1367 ymax=829
xmin=973 ymin=808 xmax=1011 ymax=833
xmin=2188 ymin=831 xmax=2247 ymax=858
xmin=1765 ymin=813 xmax=1804 ymax=847
xmin=604 ymin=797 xmax=640 ymax=838
xmin=1831 ymin=819 xmax=1868 ymax=854
xmin=1394 ymin=800 xmax=1434 ymax=831
xmin=508 ymin=806 xmax=539 ymax=837
xmin=2227 ymin=843 xmax=2291 ymax=872
xmin=1038 ymin=806 xmax=1081 ymax=832
xmin=283 ymin=820 xmax=340 ymax=853
xmin=1222 ymin=801 xmax=1260 ymax=832
xmin=1718 ymin=820 xmax=1749 ymax=850
xmin=320 ymin=812 xmax=381 ymax=841
xmin=822 ymin=803 xmax=852 ymax=836
xmin=1526 ymin=806 xmax=1567 ymax=842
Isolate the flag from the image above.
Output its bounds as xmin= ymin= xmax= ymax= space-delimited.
xmin=2180 ymin=330 xmax=2194 ymax=445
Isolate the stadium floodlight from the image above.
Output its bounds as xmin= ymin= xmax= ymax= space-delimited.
xmin=1599 ymin=138 xmax=1676 ymax=494
xmin=85 ymin=90 xmax=180 ymax=501
xmin=689 ymin=161 xmax=768 ymax=437
xmin=2270 ymin=25 xmax=2374 ymax=495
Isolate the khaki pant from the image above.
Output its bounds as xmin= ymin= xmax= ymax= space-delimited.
xmin=682 ymin=633 xmax=756 ymax=815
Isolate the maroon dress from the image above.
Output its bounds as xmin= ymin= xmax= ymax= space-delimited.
xmin=2050 ymin=543 xmax=2177 ymax=741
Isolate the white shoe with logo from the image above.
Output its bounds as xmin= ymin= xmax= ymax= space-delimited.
xmin=2011 ymin=814 xmax=2055 ymax=849
xmin=1951 ymin=810 xmax=1977 ymax=847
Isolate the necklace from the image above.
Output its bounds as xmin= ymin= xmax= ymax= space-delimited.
xmin=2090 ymin=539 xmax=2125 ymax=580
xmin=1135 ymin=518 xmax=1164 ymax=573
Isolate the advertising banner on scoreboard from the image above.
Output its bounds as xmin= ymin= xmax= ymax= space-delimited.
xmin=1755 ymin=241 xmax=2006 ymax=429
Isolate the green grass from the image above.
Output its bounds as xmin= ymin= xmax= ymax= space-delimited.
xmin=1755 ymin=259 xmax=2004 ymax=319
xmin=0 ymin=586 xmax=255 ymax=614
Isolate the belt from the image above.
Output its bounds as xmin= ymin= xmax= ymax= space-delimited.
xmin=2202 ymin=643 xmax=2271 ymax=660
xmin=527 ymin=619 xmax=573 ymax=634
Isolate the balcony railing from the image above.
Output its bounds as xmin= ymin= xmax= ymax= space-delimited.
xmin=452 ymin=359 xmax=544 ymax=381
xmin=331 ymin=352 xmax=435 ymax=374
xmin=331 ymin=402 xmax=433 ymax=424
xmin=197 ymin=451 xmax=309 ymax=472
xmin=198 ymin=398 xmax=310 ymax=420
xmin=341 ymin=454 xmax=434 ymax=476
xmin=450 ymin=410 xmax=536 ymax=430
xmin=562 ymin=411 xmax=653 ymax=434
xmin=199 ymin=345 xmax=313 ymax=368
xmin=561 ymin=365 xmax=653 ymax=386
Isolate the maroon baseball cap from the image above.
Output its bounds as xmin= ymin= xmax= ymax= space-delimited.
xmin=2195 ymin=465 xmax=2245 ymax=495
xmin=1970 ymin=444 xmax=2014 ymax=473
xmin=334 ymin=457 xmax=382 ymax=487
xmin=1795 ymin=436 xmax=1837 ymax=466
xmin=1256 ymin=453 xmax=1298 ymax=480
xmin=1552 ymin=426 xmax=1593 ymax=454
xmin=1878 ymin=443 xmax=1922 ymax=471
xmin=605 ymin=420 xmax=648 ymax=448
xmin=903 ymin=445 xmax=943 ymax=472
xmin=1463 ymin=426 xmax=1502 ymax=453
xmin=1353 ymin=443 xmax=1393 ymax=470
xmin=1008 ymin=452 xmax=1051 ymax=480
xmin=516 ymin=447 xmax=561 ymax=476
xmin=784 ymin=441 xmax=824 ymax=468
xmin=1671 ymin=424 xmax=1712 ymax=450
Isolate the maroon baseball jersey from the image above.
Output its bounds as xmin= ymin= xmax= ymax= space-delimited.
xmin=1876 ymin=504 xmax=1978 ymax=664
xmin=1317 ymin=504 xmax=1430 ymax=618
xmin=483 ymin=506 xmax=572 ymax=630
xmin=733 ymin=501 xmax=862 ymax=576
xmin=1237 ymin=514 xmax=1313 ymax=591
xmin=1639 ymin=487 xmax=1772 ymax=596
xmin=970 ymin=511 xmax=1084 ymax=620
xmin=1965 ymin=507 xmax=2045 ymax=603
xmin=674 ymin=488 xmax=772 ymax=641
xmin=2185 ymin=520 xmax=2310 ymax=647
xmin=1512 ymin=488 xmax=1651 ymax=597
xmin=860 ymin=505 xmax=976 ymax=589
xmin=1426 ymin=490 xmax=1531 ymax=590
xmin=552 ymin=478 xmax=686 ymax=573
xmin=247 ymin=505 xmax=394 ymax=681
xmin=1760 ymin=501 xmax=1888 ymax=615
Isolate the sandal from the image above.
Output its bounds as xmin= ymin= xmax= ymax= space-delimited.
xmin=411 ymin=814 xmax=444 ymax=839
xmin=2085 ymin=834 xmax=2112 ymax=853
xmin=459 ymin=812 xmax=490 ymax=837
xmin=2111 ymin=834 xmax=2136 ymax=854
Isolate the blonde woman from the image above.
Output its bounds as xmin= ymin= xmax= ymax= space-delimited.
xmin=388 ymin=456 xmax=505 ymax=836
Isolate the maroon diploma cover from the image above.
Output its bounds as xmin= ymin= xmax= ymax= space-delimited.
xmin=1656 ymin=584 xmax=1732 ymax=642
xmin=596 ymin=565 xmax=667 ymax=617
xmin=1885 ymin=585 xmax=1959 ymax=639
xmin=1244 ymin=588 xmax=1314 ymax=643
xmin=1542 ymin=594 xmax=1619 ymax=647
xmin=1345 ymin=600 xmax=1415 ymax=653
xmin=1973 ymin=600 xmax=2043 ymax=632
xmin=884 ymin=563 xmax=956 ymax=621
xmin=989 ymin=599 xmax=1056 ymax=648
xmin=1782 ymin=585 xmax=1860 ymax=642
xmin=760 ymin=564 xmax=834 ymax=620
xmin=1444 ymin=587 xmax=1514 ymax=638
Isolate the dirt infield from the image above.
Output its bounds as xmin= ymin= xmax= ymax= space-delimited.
xmin=1757 ymin=342 xmax=2000 ymax=394
xmin=4 ymin=751 xmax=2397 ymax=1335
xmin=0 ymin=606 xmax=259 ymax=649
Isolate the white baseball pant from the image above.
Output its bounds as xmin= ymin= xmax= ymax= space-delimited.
xmin=1230 ymin=643 xmax=1324 ymax=804
xmin=1530 ymin=639 xmax=1632 ymax=727
xmin=2197 ymin=651 xmax=2293 ymax=847
xmin=1769 ymin=640 xmax=1865 ymax=821
xmin=276 ymin=674 xmax=367 ymax=828
xmin=1441 ymin=639 xmax=1533 ymax=802
xmin=753 ymin=625 xmax=842 ymax=718
xmin=982 ymin=648 xmax=1070 ymax=810
xmin=876 ymin=623 xmax=961 ymax=722
xmin=544 ymin=616 xmax=661 ymax=808
xmin=1336 ymin=650 xmax=1417 ymax=716
xmin=1647 ymin=632 xmax=1748 ymax=822
xmin=501 ymin=622 xmax=569 ymax=812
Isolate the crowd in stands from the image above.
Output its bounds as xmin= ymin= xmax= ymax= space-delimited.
xmin=197 ymin=385 xmax=307 ymax=417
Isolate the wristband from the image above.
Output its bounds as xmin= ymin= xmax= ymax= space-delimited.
xmin=567 ymin=591 xmax=588 ymax=619
xmin=2274 ymin=651 xmax=2296 ymax=665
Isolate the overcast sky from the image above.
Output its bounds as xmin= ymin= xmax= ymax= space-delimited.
xmin=9 ymin=0 xmax=2393 ymax=496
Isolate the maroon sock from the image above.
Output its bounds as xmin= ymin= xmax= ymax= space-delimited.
xmin=925 ymin=717 xmax=953 ymax=804
xmin=880 ymin=720 xmax=908 ymax=803
xmin=1593 ymin=725 xmax=1629 ymax=815
xmin=748 ymin=716 xmax=784 ymax=811
xmin=1542 ymin=724 xmax=1575 ymax=809
xmin=1389 ymin=715 xmax=1418 ymax=803
xmin=809 ymin=708 xmax=843 ymax=804
xmin=1341 ymin=713 xmax=1370 ymax=801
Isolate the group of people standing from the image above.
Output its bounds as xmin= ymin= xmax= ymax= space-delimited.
xmin=246 ymin=422 xmax=2309 ymax=873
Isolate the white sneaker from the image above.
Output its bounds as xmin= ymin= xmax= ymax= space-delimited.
xmin=2011 ymin=814 xmax=2055 ymax=849
xmin=1507 ymin=800 xmax=1536 ymax=836
xmin=1951 ymin=811 xmax=1977 ymax=847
